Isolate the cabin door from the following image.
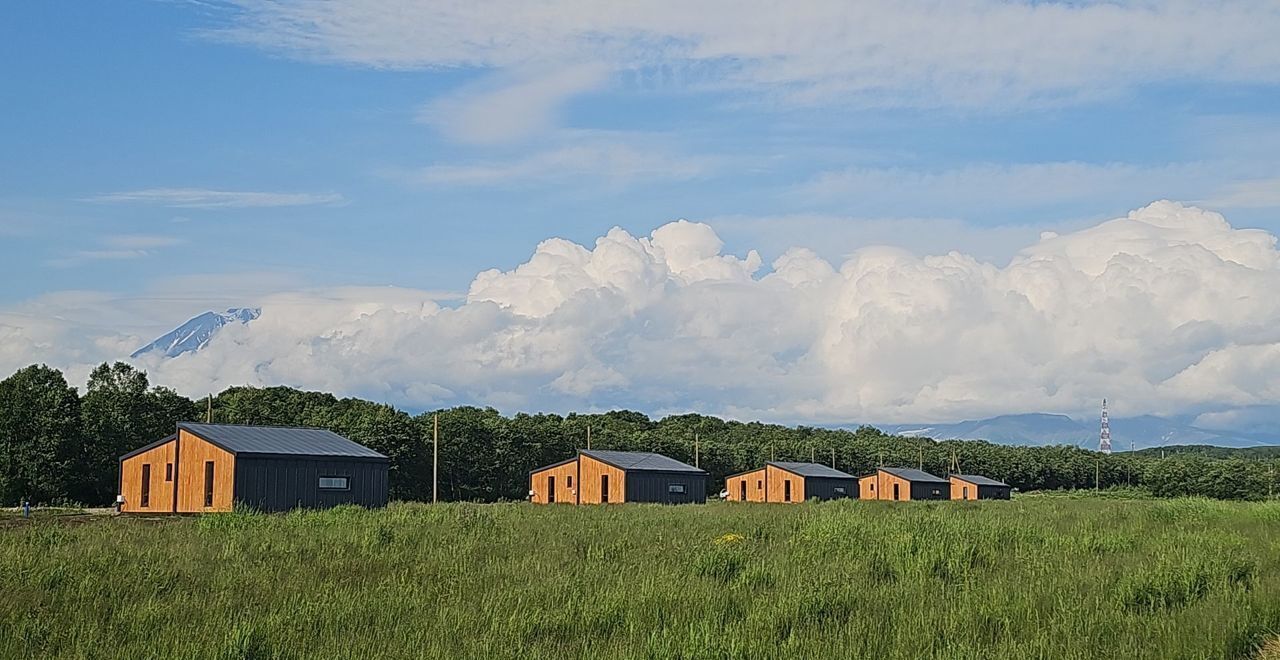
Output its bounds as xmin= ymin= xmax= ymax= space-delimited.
xmin=893 ymin=483 xmax=900 ymax=501
xmin=740 ymin=481 xmax=747 ymax=501
xmin=548 ymin=476 xmax=555 ymax=503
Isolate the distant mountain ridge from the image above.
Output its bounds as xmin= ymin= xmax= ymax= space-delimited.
xmin=881 ymin=413 xmax=1273 ymax=451
xmin=131 ymin=308 xmax=260 ymax=359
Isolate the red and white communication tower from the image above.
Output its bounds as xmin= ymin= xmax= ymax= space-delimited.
xmin=1099 ymin=398 xmax=1112 ymax=454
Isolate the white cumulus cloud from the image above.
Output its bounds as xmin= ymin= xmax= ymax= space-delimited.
xmin=6 ymin=201 xmax=1280 ymax=426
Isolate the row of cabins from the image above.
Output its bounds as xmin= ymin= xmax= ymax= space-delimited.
xmin=118 ymin=424 xmax=1008 ymax=513
xmin=529 ymin=452 xmax=1011 ymax=504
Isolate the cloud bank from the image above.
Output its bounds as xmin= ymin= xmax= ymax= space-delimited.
xmin=0 ymin=201 xmax=1236 ymax=426
xmin=6 ymin=201 xmax=1279 ymax=425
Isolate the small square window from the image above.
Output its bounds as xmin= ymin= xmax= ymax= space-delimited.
xmin=668 ymin=484 xmax=686 ymax=494
xmin=931 ymin=488 xmax=941 ymax=496
xmin=756 ymin=480 xmax=762 ymax=489
xmin=834 ymin=487 xmax=846 ymax=495
xmin=319 ymin=476 xmax=350 ymax=490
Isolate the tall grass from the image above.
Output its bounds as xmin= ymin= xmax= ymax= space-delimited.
xmin=3 ymin=499 xmax=1279 ymax=659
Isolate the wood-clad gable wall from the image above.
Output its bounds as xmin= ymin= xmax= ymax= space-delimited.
xmin=530 ymin=460 xmax=580 ymax=504
xmin=176 ymin=429 xmax=236 ymax=512
xmin=578 ymin=454 xmax=626 ymax=504
xmin=765 ymin=464 xmax=806 ymax=503
xmin=725 ymin=469 xmax=766 ymax=502
xmin=859 ymin=471 xmax=915 ymax=501
xmin=950 ymin=477 xmax=977 ymax=500
xmin=120 ymin=440 xmax=177 ymax=513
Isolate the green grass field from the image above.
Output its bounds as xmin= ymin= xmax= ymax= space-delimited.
xmin=4 ymin=498 xmax=1280 ymax=659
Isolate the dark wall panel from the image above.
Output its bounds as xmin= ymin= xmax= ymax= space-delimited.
xmin=978 ymin=485 xmax=1011 ymax=500
xmin=625 ymin=472 xmax=707 ymax=504
xmin=802 ymin=477 xmax=858 ymax=501
xmin=233 ymin=457 xmax=389 ymax=512
xmin=910 ymin=481 xmax=950 ymax=500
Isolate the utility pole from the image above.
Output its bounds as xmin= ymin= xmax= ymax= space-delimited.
xmin=1095 ymin=457 xmax=1100 ymax=491
xmin=831 ymin=448 xmax=836 ymax=469
xmin=918 ymin=447 xmax=924 ymax=470
xmin=432 ymin=413 xmax=439 ymax=504
xmin=810 ymin=445 xmax=815 ymax=463
xmin=206 ymin=394 xmax=212 ymax=423
xmin=694 ymin=433 xmax=700 ymax=469
xmin=587 ymin=426 xmax=592 ymax=450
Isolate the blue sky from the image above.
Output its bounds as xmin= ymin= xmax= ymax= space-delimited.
xmin=3 ymin=1 xmax=1280 ymax=427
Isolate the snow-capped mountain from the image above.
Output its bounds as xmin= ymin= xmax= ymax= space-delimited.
xmin=881 ymin=413 xmax=1272 ymax=450
xmin=131 ymin=308 xmax=260 ymax=359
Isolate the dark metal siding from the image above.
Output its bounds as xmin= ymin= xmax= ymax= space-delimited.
xmin=624 ymin=471 xmax=707 ymax=504
xmin=977 ymin=485 xmax=1011 ymax=500
xmin=910 ymin=481 xmax=950 ymax=500
xmin=233 ymin=457 xmax=389 ymax=512
xmin=802 ymin=476 xmax=858 ymax=500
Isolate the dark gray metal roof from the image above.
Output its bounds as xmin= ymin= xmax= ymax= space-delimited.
xmin=179 ymin=422 xmax=388 ymax=460
xmin=580 ymin=449 xmax=705 ymax=473
xmin=951 ymin=474 xmax=1010 ymax=487
xmin=877 ymin=467 xmax=949 ymax=483
xmin=769 ymin=462 xmax=855 ymax=479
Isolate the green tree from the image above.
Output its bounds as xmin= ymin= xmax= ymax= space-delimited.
xmin=78 ymin=362 xmax=198 ymax=504
xmin=0 ymin=364 xmax=80 ymax=504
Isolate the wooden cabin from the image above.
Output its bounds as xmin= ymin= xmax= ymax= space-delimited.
xmin=858 ymin=467 xmax=950 ymax=501
xmin=530 ymin=449 xmax=707 ymax=504
xmin=119 ymin=422 xmax=389 ymax=513
xmin=949 ymin=474 xmax=1012 ymax=500
xmin=725 ymin=462 xmax=856 ymax=503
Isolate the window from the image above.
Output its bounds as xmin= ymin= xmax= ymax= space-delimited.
xmin=567 ymin=475 xmax=573 ymax=488
xmin=834 ymin=486 xmax=847 ymax=496
xmin=319 ymin=476 xmax=349 ymax=490
xmin=784 ymin=480 xmax=792 ymax=502
xmin=668 ymin=484 xmax=686 ymax=494
xmin=931 ymin=488 xmax=942 ymax=497
xmin=601 ymin=474 xmax=609 ymax=503
xmin=869 ymin=483 xmax=875 ymax=491
xmin=140 ymin=464 xmax=151 ymax=508
xmin=203 ymin=461 xmax=215 ymax=507
xmin=962 ymin=486 xmax=969 ymax=498
xmin=756 ymin=480 xmax=762 ymax=490
xmin=165 ymin=463 xmax=173 ymax=482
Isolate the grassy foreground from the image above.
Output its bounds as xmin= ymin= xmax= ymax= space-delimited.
xmin=3 ymin=499 xmax=1280 ymax=659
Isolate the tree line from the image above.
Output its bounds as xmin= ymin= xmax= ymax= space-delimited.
xmin=2 ymin=362 xmax=1277 ymax=505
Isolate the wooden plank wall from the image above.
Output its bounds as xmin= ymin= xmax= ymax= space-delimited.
xmin=725 ymin=469 xmax=766 ymax=502
xmin=176 ymin=430 xmax=236 ymax=512
xmin=120 ymin=440 xmax=177 ymax=513
xmin=950 ymin=477 xmax=976 ymax=500
xmin=860 ymin=470 xmax=913 ymax=501
xmin=529 ymin=460 xmax=579 ymax=504
xmin=765 ymin=464 xmax=805 ymax=503
xmin=578 ymin=454 xmax=626 ymax=504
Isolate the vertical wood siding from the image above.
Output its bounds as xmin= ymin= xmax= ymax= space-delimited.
xmin=176 ymin=430 xmax=235 ymax=512
xmin=859 ymin=471 xmax=915 ymax=501
xmin=766 ymin=464 xmax=805 ymax=503
xmin=579 ymin=454 xmax=626 ymax=504
xmin=725 ymin=469 xmax=766 ymax=502
xmin=529 ymin=460 xmax=580 ymax=504
xmin=120 ymin=440 xmax=177 ymax=513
